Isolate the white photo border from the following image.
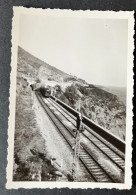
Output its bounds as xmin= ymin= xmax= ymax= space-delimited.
xmin=6 ymin=7 xmax=134 ymax=189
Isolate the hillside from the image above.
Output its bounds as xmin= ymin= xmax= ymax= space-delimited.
xmin=14 ymin=46 xmax=75 ymax=181
xmin=17 ymin=46 xmax=126 ymax=140
xmin=54 ymin=84 xmax=126 ymax=140
xmin=17 ymin=46 xmax=87 ymax=85
xmin=96 ymin=85 xmax=127 ymax=105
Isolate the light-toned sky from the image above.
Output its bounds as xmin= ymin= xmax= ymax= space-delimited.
xmin=19 ymin=14 xmax=128 ymax=87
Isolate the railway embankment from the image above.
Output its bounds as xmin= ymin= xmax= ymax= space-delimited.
xmin=33 ymin=91 xmax=89 ymax=181
xmin=13 ymin=75 xmax=71 ymax=181
xmin=37 ymin=94 xmax=125 ymax=183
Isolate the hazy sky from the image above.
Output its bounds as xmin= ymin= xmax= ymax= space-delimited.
xmin=19 ymin=14 xmax=128 ymax=87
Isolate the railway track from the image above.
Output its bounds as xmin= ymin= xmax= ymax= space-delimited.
xmin=35 ymin=91 xmax=125 ymax=183
xmin=48 ymin=97 xmax=125 ymax=167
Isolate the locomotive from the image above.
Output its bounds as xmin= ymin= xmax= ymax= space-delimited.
xmin=40 ymin=86 xmax=51 ymax=97
xmin=30 ymin=83 xmax=51 ymax=97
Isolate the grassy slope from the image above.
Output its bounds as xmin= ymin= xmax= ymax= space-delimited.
xmin=18 ymin=46 xmax=70 ymax=80
xmin=13 ymin=47 xmax=63 ymax=181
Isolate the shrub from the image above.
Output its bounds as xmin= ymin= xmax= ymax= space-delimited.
xmin=64 ymin=84 xmax=79 ymax=105
xmin=55 ymin=85 xmax=62 ymax=93
xmin=78 ymin=85 xmax=89 ymax=96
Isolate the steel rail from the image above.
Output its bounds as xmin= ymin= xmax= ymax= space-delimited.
xmin=50 ymin=96 xmax=125 ymax=153
xmin=48 ymin=97 xmax=125 ymax=171
xmin=49 ymin=97 xmax=125 ymax=160
xmin=36 ymin=92 xmax=97 ymax=181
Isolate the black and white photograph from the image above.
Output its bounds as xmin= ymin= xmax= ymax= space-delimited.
xmin=7 ymin=8 xmax=134 ymax=189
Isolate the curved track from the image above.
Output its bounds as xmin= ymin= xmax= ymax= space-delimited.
xmin=36 ymin=91 xmax=125 ymax=183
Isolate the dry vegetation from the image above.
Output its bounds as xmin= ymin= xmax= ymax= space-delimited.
xmin=54 ymin=83 xmax=126 ymax=140
xmin=14 ymin=47 xmax=73 ymax=181
xmin=13 ymin=76 xmax=62 ymax=181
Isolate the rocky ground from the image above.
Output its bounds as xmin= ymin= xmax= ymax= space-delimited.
xmin=14 ymin=75 xmax=52 ymax=181
xmin=13 ymin=72 xmax=75 ymax=181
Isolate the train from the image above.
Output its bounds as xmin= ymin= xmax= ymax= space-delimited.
xmin=40 ymin=86 xmax=52 ymax=97
xmin=30 ymin=83 xmax=52 ymax=97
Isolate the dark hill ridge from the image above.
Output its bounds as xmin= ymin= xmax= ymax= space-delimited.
xmin=18 ymin=46 xmax=88 ymax=84
xmin=18 ymin=46 xmax=46 ymax=70
xmin=18 ymin=46 xmax=76 ymax=81
xmin=17 ymin=46 xmax=126 ymax=140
